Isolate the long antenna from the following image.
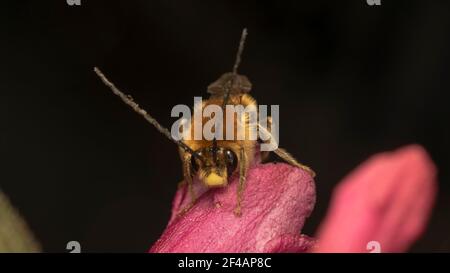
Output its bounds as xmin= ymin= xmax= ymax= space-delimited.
xmin=93 ymin=67 xmax=204 ymax=162
xmin=222 ymin=28 xmax=248 ymax=110
xmin=216 ymin=28 xmax=248 ymax=156
xmin=232 ymin=28 xmax=248 ymax=76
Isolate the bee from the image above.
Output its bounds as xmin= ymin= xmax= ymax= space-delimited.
xmin=94 ymin=29 xmax=315 ymax=217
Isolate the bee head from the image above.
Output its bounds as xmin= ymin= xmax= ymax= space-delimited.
xmin=191 ymin=143 xmax=238 ymax=187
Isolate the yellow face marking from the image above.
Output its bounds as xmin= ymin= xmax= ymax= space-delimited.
xmin=204 ymin=173 xmax=227 ymax=187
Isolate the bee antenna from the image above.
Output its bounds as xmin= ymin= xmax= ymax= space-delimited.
xmin=232 ymin=28 xmax=248 ymax=75
xmin=222 ymin=28 xmax=248 ymax=111
xmin=93 ymin=67 xmax=205 ymax=163
xmin=212 ymin=137 xmax=218 ymax=164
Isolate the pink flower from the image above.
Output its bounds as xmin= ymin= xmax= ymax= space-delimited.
xmin=313 ymin=145 xmax=437 ymax=253
xmin=149 ymin=145 xmax=437 ymax=253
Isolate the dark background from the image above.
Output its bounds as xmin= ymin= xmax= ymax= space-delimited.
xmin=1 ymin=0 xmax=449 ymax=252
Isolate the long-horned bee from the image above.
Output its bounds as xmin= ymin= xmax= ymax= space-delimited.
xmin=94 ymin=29 xmax=315 ymax=216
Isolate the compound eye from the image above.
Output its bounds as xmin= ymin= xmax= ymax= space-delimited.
xmin=225 ymin=149 xmax=238 ymax=177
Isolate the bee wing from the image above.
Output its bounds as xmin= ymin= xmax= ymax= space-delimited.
xmin=207 ymin=73 xmax=252 ymax=96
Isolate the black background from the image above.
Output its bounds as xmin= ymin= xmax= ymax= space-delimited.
xmin=1 ymin=0 xmax=449 ymax=252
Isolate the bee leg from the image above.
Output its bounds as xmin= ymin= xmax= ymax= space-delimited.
xmin=273 ymin=148 xmax=316 ymax=178
xmin=177 ymin=180 xmax=186 ymax=188
xmin=259 ymin=117 xmax=316 ymax=177
xmin=177 ymin=154 xmax=197 ymax=216
xmin=259 ymin=116 xmax=272 ymax=162
xmin=234 ymin=147 xmax=247 ymax=217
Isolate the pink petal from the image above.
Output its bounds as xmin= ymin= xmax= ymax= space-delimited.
xmin=314 ymin=145 xmax=437 ymax=253
xmin=150 ymin=160 xmax=316 ymax=253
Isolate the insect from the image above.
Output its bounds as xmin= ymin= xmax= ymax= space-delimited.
xmin=94 ymin=29 xmax=315 ymax=217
